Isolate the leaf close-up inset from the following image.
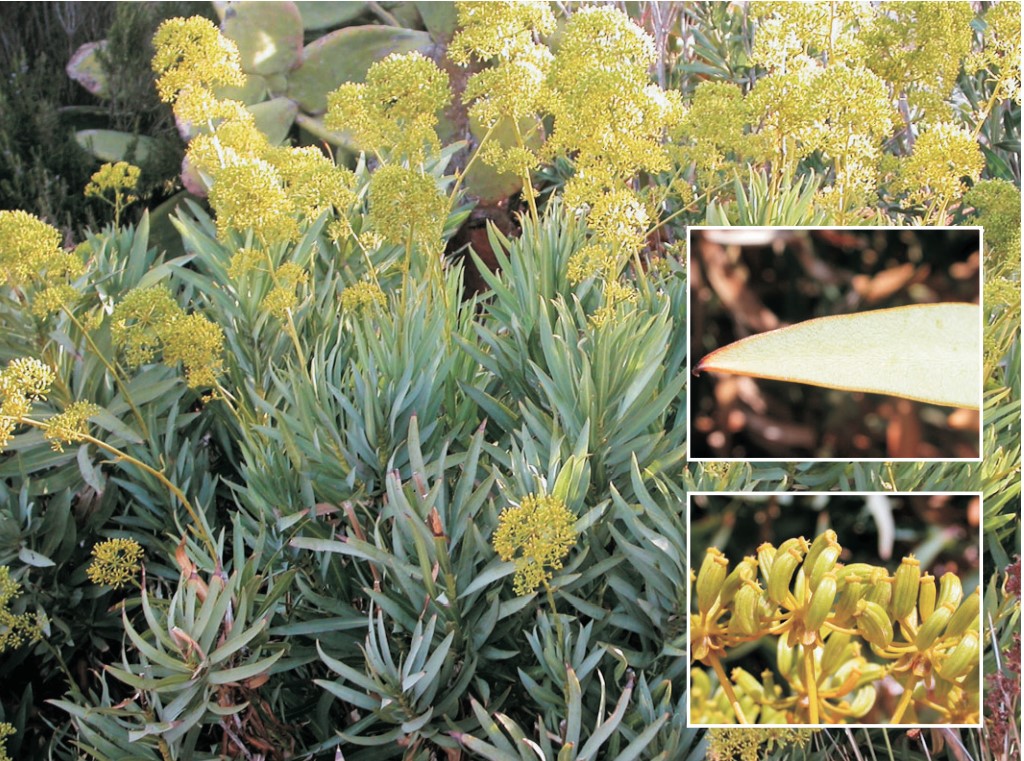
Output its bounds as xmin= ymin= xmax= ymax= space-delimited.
xmin=695 ymin=303 xmax=981 ymax=410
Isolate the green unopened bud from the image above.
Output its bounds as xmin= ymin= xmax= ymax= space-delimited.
xmin=803 ymin=530 xmax=839 ymax=577
xmin=720 ymin=556 xmax=758 ymax=606
xmin=937 ymin=630 xmax=980 ymax=681
xmin=847 ymin=685 xmax=877 ymax=718
xmin=936 ymin=572 xmax=963 ymax=609
xmin=918 ymin=573 xmax=937 ymax=621
xmin=865 ymin=568 xmax=892 ymax=608
xmin=835 ymin=577 xmax=866 ymax=621
xmin=696 ymin=547 xmax=728 ymax=614
xmin=821 ymin=631 xmax=852 ymax=677
xmin=731 ymin=667 xmax=764 ymax=698
xmin=729 ymin=580 xmax=764 ymax=637
xmin=806 ymin=572 xmax=837 ymax=631
xmin=809 ymin=545 xmax=841 ymax=589
xmin=855 ymin=600 xmax=894 ymax=648
xmin=756 ymin=542 xmax=776 ymax=585
xmin=777 ymin=637 xmax=796 ymax=678
xmin=836 ymin=563 xmax=880 ymax=581
xmin=945 ymin=587 xmax=981 ymax=638
xmin=915 ymin=602 xmax=955 ymax=650
xmin=767 ymin=541 xmax=805 ymax=607
xmin=891 ymin=555 xmax=921 ymax=621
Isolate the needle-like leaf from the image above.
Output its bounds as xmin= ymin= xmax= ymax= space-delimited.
xmin=695 ymin=303 xmax=980 ymax=409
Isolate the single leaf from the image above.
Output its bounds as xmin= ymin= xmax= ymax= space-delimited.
xmin=695 ymin=303 xmax=980 ymax=410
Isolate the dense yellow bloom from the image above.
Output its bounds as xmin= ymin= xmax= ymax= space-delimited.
xmin=750 ymin=2 xmax=871 ymax=70
xmin=966 ymin=179 xmax=1022 ymax=261
xmin=0 ymin=722 xmax=13 ymax=761
xmin=172 ymin=85 xmax=249 ymax=129
xmin=325 ymin=52 xmax=449 ymax=162
xmin=262 ymin=263 xmax=309 ymax=318
xmin=970 ymin=1 xmax=1022 ymax=104
xmin=590 ymin=280 xmax=638 ymax=328
xmin=227 ymin=247 xmax=265 ymax=279
xmin=207 ymin=160 xmax=299 ymax=244
xmin=672 ymin=81 xmax=752 ymax=177
xmin=111 ymin=286 xmax=183 ymax=367
xmin=708 ymin=728 xmax=815 ymax=761
xmin=0 ymin=358 xmax=55 ymax=402
xmin=586 ymin=188 xmax=650 ymax=255
xmin=0 ymin=566 xmax=42 ymax=653
xmin=187 ymin=115 xmax=270 ymax=177
xmin=84 ymin=161 xmax=141 ymax=199
xmin=45 ymin=401 xmax=101 ymax=453
xmin=463 ymin=45 xmax=552 ymax=128
xmin=895 ymin=122 xmax=985 ymax=209
xmin=567 ymin=245 xmax=613 ymax=284
xmin=340 ymin=280 xmax=387 ymax=313
xmin=86 ymin=538 xmax=144 ymax=589
xmin=151 ymin=16 xmax=244 ymax=102
xmin=493 ymin=493 xmax=577 ymax=595
xmin=0 ymin=210 xmax=77 ymax=285
xmin=267 ymin=146 xmax=359 ymax=220
xmin=367 ymin=165 xmax=447 ymax=251
xmin=449 ymin=1 xmax=555 ymax=65
xmin=160 ymin=313 xmax=225 ymax=388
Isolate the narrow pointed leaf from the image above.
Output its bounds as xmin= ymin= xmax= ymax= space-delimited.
xmin=695 ymin=304 xmax=980 ymax=409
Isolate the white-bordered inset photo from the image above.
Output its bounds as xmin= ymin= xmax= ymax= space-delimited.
xmin=687 ymin=491 xmax=983 ymax=728
xmin=687 ymin=227 xmax=983 ymax=462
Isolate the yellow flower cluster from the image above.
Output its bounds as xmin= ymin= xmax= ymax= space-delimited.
xmin=749 ymin=2 xmax=871 ymax=70
xmin=0 ymin=358 xmax=55 ymax=451
xmin=590 ymin=280 xmax=638 ymax=329
xmin=894 ymin=122 xmax=985 ymax=210
xmin=262 ymin=262 xmax=309 ymax=318
xmin=968 ymin=1 xmax=1022 ymax=104
xmin=493 ymin=493 xmax=577 ymax=596
xmin=0 ymin=722 xmax=13 ymax=761
xmin=86 ymin=538 xmax=144 ymax=589
xmin=227 ymin=247 xmax=265 ymax=280
xmin=340 ymin=280 xmax=387 ymax=314
xmin=208 ymin=160 xmax=300 ymax=245
xmin=84 ymin=161 xmax=141 ymax=200
xmin=151 ymin=16 xmax=244 ymax=102
xmin=0 ymin=210 xmax=85 ymax=293
xmin=111 ymin=287 xmax=224 ymax=388
xmin=367 ymin=165 xmax=447 ymax=253
xmin=325 ymin=52 xmax=450 ymax=163
xmin=707 ymin=727 xmax=815 ymax=761
xmin=0 ymin=566 xmax=42 ymax=653
xmin=44 ymin=401 xmax=101 ymax=453
xmin=449 ymin=1 xmax=555 ymax=66
xmin=966 ymin=179 xmax=1022 ymax=261
xmin=671 ymin=82 xmax=752 ymax=180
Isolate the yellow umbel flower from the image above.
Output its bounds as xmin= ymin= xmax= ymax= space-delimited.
xmin=151 ymin=16 xmax=244 ymax=102
xmin=86 ymin=538 xmax=144 ymax=589
xmin=0 ymin=566 xmax=42 ymax=653
xmin=262 ymin=263 xmax=309 ymax=318
xmin=187 ymin=115 xmax=270 ymax=176
xmin=341 ymin=280 xmax=387 ymax=313
xmin=172 ymin=85 xmax=249 ymax=129
xmin=207 ymin=159 xmax=299 ymax=244
xmin=266 ymin=146 xmax=359 ymax=220
xmin=367 ymin=165 xmax=447 ymax=252
xmin=590 ymin=280 xmax=638 ymax=328
xmin=0 ymin=210 xmax=82 ymax=286
xmin=85 ymin=161 xmax=140 ymax=199
xmin=111 ymin=287 xmax=183 ymax=367
xmin=30 ymin=284 xmax=80 ymax=319
xmin=44 ymin=401 xmax=101 ymax=453
xmin=227 ymin=247 xmax=266 ymax=280
xmin=493 ymin=493 xmax=577 ymax=596
xmin=325 ymin=52 xmax=449 ymax=162
xmin=895 ymin=122 xmax=985 ymax=210
xmin=0 ymin=358 xmax=55 ymax=402
xmin=0 ymin=722 xmax=14 ymax=761
xmin=708 ymin=727 xmax=816 ymax=761
xmin=567 ymin=244 xmax=614 ymax=284
xmin=160 ymin=313 xmax=225 ymax=388
xmin=449 ymin=1 xmax=556 ymax=65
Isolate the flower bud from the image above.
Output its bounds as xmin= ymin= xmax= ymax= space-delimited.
xmin=821 ymin=631 xmax=852 ymax=678
xmin=809 ymin=545 xmax=841 ymax=589
xmin=936 ymin=571 xmax=963 ymax=609
xmin=696 ymin=547 xmax=728 ymax=614
xmin=891 ymin=555 xmax=921 ymax=621
xmin=937 ymin=630 xmax=980 ymax=681
xmin=767 ymin=542 xmax=805 ymax=607
xmin=803 ymin=530 xmax=838 ymax=574
xmin=806 ymin=572 xmax=837 ymax=632
xmin=729 ymin=580 xmax=763 ymax=637
xmin=756 ymin=542 xmax=776 ymax=585
xmin=865 ymin=568 xmax=892 ymax=608
xmin=732 ymin=667 xmax=764 ymax=698
xmin=847 ymin=685 xmax=877 ymax=718
xmin=777 ymin=637 xmax=796 ymax=679
xmin=834 ymin=577 xmax=866 ymax=621
xmin=918 ymin=573 xmax=937 ymax=621
xmin=720 ymin=556 xmax=757 ymax=606
xmin=855 ymin=600 xmax=894 ymax=648
xmin=945 ymin=587 xmax=981 ymax=638
xmin=914 ymin=602 xmax=955 ymax=650
xmin=836 ymin=563 xmax=879 ymax=582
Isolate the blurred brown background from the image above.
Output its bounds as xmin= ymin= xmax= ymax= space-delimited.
xmin=688 ymin=228 xmax=981 ymax=459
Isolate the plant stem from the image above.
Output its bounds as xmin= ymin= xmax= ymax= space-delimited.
xmin=512 ymin=121 xmax=539 ymax=227
xmin=804 ymin=645 xmax=820 ymax=724
xmin=708 ymin=653 xmax=749 ymax=724
xmin=448 ymin=121 xmax=499 ymax=213
xmin=890 ymin=677 xmax=916 ymax=723
xmin=543 ymin=580 xmax=564 ymax=648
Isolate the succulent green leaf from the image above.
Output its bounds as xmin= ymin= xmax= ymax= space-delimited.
xmin=248 ymin=97 xmax=298 ymax=145
xmin=66 ymin=41 xmax=110 ymax=98
xmin=221 ymin=1 xmax=304 ymax=76
xmin=295 ymin=1 xmax=368 ymax=30
xmin=214 ymin=72 xmax=270 ymax=105
xmin=75 ymin=130 xmax=156 ymax=163
xmin=287 ymin=26 xmax=433 ymax=114
xmin=416 ymin=1 xmax=458 ymax=41
xmin=695 ymin=303 xmax=981 ymax=409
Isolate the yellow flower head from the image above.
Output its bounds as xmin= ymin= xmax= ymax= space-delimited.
xmin=449 ymin=1 xmax=556 ymax=65
xmin=0 ymin=722 xmax=13 ymax=761
xmin=151 ymin=16 xmax=244 ymax=102
xmin=86 ymin=538 xmax=144 ymax=589
xmin=172 ymin=86 xmax=249 ymax=129
xmin=367 ymin=165 xmax=447 ymax=251
xmin=44 ymin=401 xmax=101 ymax=453
xmin=464 ymin=44 xmax=553 ymax=127
xmin=493 ymin=493 xmax=577 ymax=595
xmin=966 ymin=179 xmax=1022 ymax=260
xmin=266 ymin=146 xmax=359 ymax=219
xmin=227 ymin=247 xmax=266 ymax=279
xmin=590 ymin=280 xmax=638 ymax=328
xmin=0 ymin=358 xmax=55 ymax=402
xmin=111 ymin=287 xmax=183 ymax=367
xmin=160 ymin=313 xmax=225 ymax=388
xmin=586 ymin=188 xmax=650 ymax=256
xmin=325 ymin=52 xmax=449 ymax=161
xmin=0 ymin=566 xmax=42 ymax=653
xmin=895 ymin=122 xmax=985 ymax=209
xmin=186 ymin=115 xmax=269 ymax=177
xmin=207 ymin=159 xmax=299 ymax=244
xmin=341 ymin=280 xmax=387 ymax=314
xmin=85 ymin=161 xmax=141 ymax=199
xmin=0 ymin=210 xmax=66 ymax=285
xmin=567 ymin=244 xmax=614 ymax=284
xmin=262 ymin=263 xmax=309 ymax=318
